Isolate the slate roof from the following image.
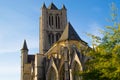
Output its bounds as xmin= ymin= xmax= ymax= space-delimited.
xmin=21 ymin=40 xmax=28 ymax=51
xmin=59 ymin=22 xmax=81 ymax=41
xmin=48 ymin=3 xmax=58 ymax=10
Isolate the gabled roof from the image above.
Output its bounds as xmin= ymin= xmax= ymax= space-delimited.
xmin=21 ymin=40 xmax=28 ymax=51
xmin=59 ymin=22 xmax=81 ymax=41
xmin=48 ymin=3 xmax=58 ymax=10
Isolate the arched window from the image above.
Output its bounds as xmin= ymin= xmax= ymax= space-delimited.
xmin=49 ymin=15 xmax=54 ymax=27
xmin=52 ymin=16 xmax=54 ymax=25
xmin=72 ymin=61 xmax=81 ymax=80
xmin=58 ymin=16 xmax=60 ymax=29
xmin=47 ymin=67 xmax=56 ymax=80
xmin=52 ymin=34 xmax=54 ymax=44
xmin=48 ymin=33 xmax=54 ymax=46
xmin=60 ymin=64 xmax=65 ymax=80
xmin=56 ymin=33 xmax=61 ymax=41
xmin=55 ymin=15 xmax=60 ymax=29
xmin=55 ymin=15 xmax=58 ymax=28
xmin=49 ymin=16 xmax=51 ymax=26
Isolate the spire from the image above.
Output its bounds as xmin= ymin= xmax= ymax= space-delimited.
xmin=21 ymin=40 xmax=28 ymax=51
xmin=42 ymin=3 xmax=46 ymax=9
xmin=62 ymin=4 xmax=66 ymax=10
xmin=59 ymin=22 xmax=81 ymax=41
xmin=48 ymin=2 xmax=58 ymax=10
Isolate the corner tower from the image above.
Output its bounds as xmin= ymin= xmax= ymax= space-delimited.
xmin=40 ymin=3 xmax=67 ymax=54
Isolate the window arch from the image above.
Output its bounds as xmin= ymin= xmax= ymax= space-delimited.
xmin=48 ymin=33 xmax=54 ymax=46
xmin=55 ymin=15 xmax=60 ymax=29
xmin=47 ymin=67 xmax=57 ymax=80
xmin=59 ymin=64 xmax=65 ymax=80
xmin=49 ymin=15 xmax=54 ymax=27
xmin=56 ymin=33 xmax=61 ymax=41
xmin=72 ymin=61 xmax=81 ymax=80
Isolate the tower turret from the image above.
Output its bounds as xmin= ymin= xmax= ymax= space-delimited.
xmin=21 ymin=40 xmax=28 ymax=65
xmin=21 ymin=40 xmax=28 ymax=80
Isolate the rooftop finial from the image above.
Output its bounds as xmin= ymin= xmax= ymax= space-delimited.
xmin=21 ymin=40 xmax=28 ymax=51
xmin=62 ymin=4 xmax=66 ymax=10
xmin=42 ymin=2 xmax=46 ymax=9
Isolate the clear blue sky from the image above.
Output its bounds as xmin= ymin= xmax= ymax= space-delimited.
xmin=0 ymin=0 xmax=120 ymax=80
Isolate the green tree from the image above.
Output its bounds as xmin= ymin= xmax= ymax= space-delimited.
xmin=80 ymin=2 xmax=120 ymax=80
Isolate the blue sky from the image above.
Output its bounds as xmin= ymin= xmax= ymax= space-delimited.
xmin=0 ymin=0 xmax=120 ymax=80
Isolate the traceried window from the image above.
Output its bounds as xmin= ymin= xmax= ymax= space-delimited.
xmin=49 ymin=15 xmax=54 ymax=27
xmin=56 ymin=33 xmax=61 ymax=41
xmin=60 ymin=64 xmax=65 ymax=80
xmin=48 ymin=33 xmax=54 ymax=46
xmin=72 ymin=61 xmax=81 ymax=80
xmin=48 ymin=67 xmax=56 ymax=80
xmin=55 ymin=15 xmax=60 ymax=29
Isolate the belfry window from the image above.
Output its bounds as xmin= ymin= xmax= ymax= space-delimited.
xmin=49 ymin=16 xmax=51 ymax=26
xmin=48 ymin=33 xmax=54 ymax=46
xmin=56 ymin=33 xmax=61 ymax=41
xmin=55 ymin=15 xmax=60 ymax=29
xmin=52 ymin=16 xmax=53 ymax=25
xmin=49 ymin=15 xmax=54 ymax=27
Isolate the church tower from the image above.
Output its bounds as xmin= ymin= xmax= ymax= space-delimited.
xmin=21 ymin=3 xmax=90 ymax=80
xmin=40 ymin=3 xmax=67 ymax=54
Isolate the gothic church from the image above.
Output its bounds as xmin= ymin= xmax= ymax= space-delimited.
xmin=21 ymin=3 xmax=90 ymax=80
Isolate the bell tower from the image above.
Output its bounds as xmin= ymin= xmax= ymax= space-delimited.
xmin=40 ymin=3 xmax=67 ymax=54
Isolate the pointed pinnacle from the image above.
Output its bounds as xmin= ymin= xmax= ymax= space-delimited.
xmin=21 ymin=40 xmax=28 ymax=51
xmin=62 ymin=4 xmax=66 ymax=10
xmin=42 ymin=3 xmax=46 ymax=9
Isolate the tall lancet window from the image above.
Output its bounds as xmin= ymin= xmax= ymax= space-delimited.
xmin=55 ymin=15 xmax=60 ymax=29
xmin=48 ymin=33 xmax=54 ymax=46
xmin=48 ymin=67 xmax=56 ymax=80
xmin=72 ymin=61 xmax=81 ymax=80
xmin=49 ymin=15 xmax=54 ymax=27
xmin=56 ymin=33 xmax=61 ymax=41
xmin=60 ymin=64 xmax=65 ymax=80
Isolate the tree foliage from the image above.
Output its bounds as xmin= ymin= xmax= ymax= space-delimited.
xmin=80 ymin=3 xmax=120 ymax=80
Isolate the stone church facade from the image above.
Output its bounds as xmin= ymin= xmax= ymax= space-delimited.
xmin=21 ymin=3 xmax=90 ymax=80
